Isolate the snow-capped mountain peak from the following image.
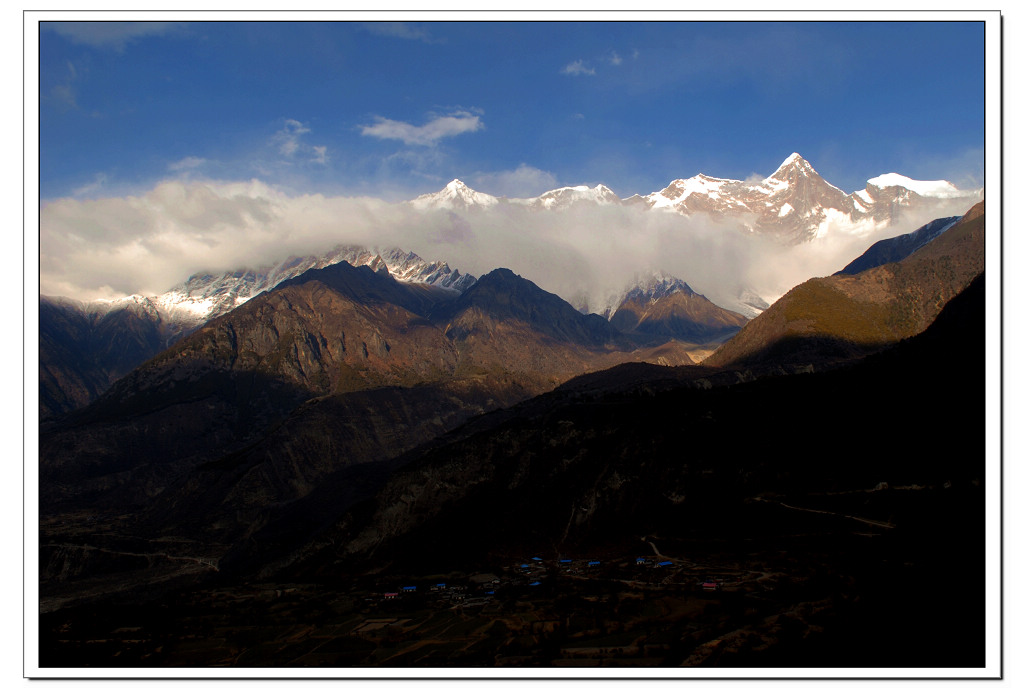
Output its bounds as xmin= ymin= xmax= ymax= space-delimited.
xmin=771 ymin=152 xmax=813 ymax=174
xmin=647 ymin=173 xmax=742 ymax=209
xmin=764 ymin=152 xmax=836 ymax=190
xmin=866 ymin=173 xmax=963 ymax=199
xmin=409 ymin=179 xmax=500 ymax=210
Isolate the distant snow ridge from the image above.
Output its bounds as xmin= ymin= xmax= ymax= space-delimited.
xmin=865 ymin=173 xmax=963 ymax=199
xmin=530 ymin=184 xmax=620 ymax=208
xmin=158 ymin=245 xmax=476 ymax=324
xmin=51 ymin=294 xmax=166 ymax=326
xmin=62 ymin=246 xmax=478 ymax=349
xmin=410 ymin=179 xmax=621 ymax=211
xmin=408 ymin=153 xmax=981 ymax=244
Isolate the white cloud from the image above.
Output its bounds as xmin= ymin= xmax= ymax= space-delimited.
xmin=562 ymin=60 xmax=596 ymax=76
xmin=359 ymin=111 xmax=484 ymax=147
xmin=44 ymin=22 xmax=186 ymax=51
xmin=40 ymin=180 xmax=395 ymax=299
xmin=609 ymin=52 xmax=623 ymax=66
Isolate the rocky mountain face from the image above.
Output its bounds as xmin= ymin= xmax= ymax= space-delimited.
xmin=39 ymin=246 xmax=475 ymax=418
xmin=705 ymin=202 xmax=985 ymax=368
xmin=626 ymin=154 xmax=848 ymax=243
xmin=627 ymin=153 xmax=979 ymax=243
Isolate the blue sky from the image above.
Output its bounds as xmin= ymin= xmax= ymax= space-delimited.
xmin=39 ymin=19 xmax=986 ymax=201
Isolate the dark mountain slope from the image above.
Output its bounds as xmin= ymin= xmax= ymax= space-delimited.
xmin=139 ymin=376 xmax=537 ymax=544
xmin=273 ymin=260 xmax=451 ymax=317
xmin=39 ymin=297 xmax=171 ymax=419
xmin=432 ymin=268 xmax=640 ymax=393
xmin=440 ymin=268 xmax=623 ymax=348
xmin=269 ymin=273 xmax=984 ymax=591
xmin=706 ymin=201 xmax=984 ymax=368
xmin=835 ymin=215 xmax=960 ymax=276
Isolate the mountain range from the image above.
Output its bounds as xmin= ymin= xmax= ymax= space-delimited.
xmin=39 ymin=154 xmax=979 ymax=420
xmin=408 ymin=153 xmax=980 ymax=243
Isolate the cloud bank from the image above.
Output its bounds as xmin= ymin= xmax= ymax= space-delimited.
xmin=39 ymin=178 xmax=977 ymax=315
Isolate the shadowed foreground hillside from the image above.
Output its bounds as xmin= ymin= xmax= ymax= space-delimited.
xmin=40 ymin=273 xmax=986 ymax=669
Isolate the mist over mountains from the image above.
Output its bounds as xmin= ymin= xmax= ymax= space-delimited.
xmin=41 ymin=154 xmax=979 ymax=318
